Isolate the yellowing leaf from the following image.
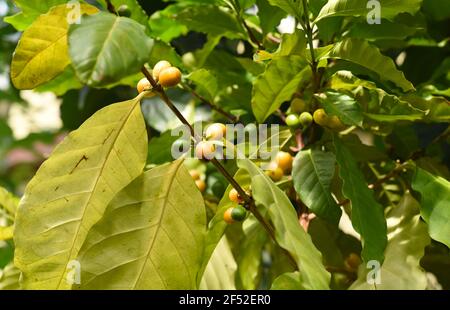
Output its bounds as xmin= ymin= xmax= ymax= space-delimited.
xmin=10 ymin=4 xmax=98 ymax=89
xmin=76 ymin=159 xmax=206 ymax=289
xmin=14 ymin=93 xmax=148 ymax=289
xmin=0 ymin=226 xmax=14 ymax=241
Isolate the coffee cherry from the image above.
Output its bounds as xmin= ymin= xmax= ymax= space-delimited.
xmin=195 ymin=179 xmax=206 ymax=192
xmin=266 ymin=166 xmax=284 ymax=181
xmin=299 ymin=112 xmax=313 ymax=128
xmin=117 ymin=5 xmax=131 ymax=17
xmin=205 ymin=123 xmax=226 ymax=140
xmin=228 ymin=188 xmax=241 ymax=203
xmin=290 ymin=98 xmax=307 ymax=113
xmin=152 ymin=60 xmax=171 ymax=81
xmin=189 ymin=170 xmax=200 ymax=180
xmin=159 ymin=67 xmax=182 ymax=87
xmin=328 ymin=115 xmax=346 ymax=131
xmin=285 ymin=114 xmax=301 ymax=128
xmin=313 ymin=108 xmax=328 ymax=127
xmin=223 ymin=207 xmax=235 ymax=224
xmin=231 ymin=205 xmax=247 ymax=221
xmin=137 ymin=78 xmax=153 ymax=95
xmin=195 ymin=141 xmax=216 ymax=160
xmin=275 ymin=151 xmax=293 ymax=173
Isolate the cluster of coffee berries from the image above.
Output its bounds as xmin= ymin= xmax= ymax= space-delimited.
xmin=265 ymin=151 xmax=293 ymax=182
xmin=137 ymin=60 xmax=182 ymax=95
xmin=223 ymin=187 xmax=249 ymax=224
xmin=285 ymin=98 xmax=313 ymax=129
xmin=195 ymin=123 xmax=227 ymax=160
xmin=313 ymin=108 xmax=346 ymax=131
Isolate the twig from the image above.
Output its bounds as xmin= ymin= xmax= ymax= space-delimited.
xmin=368 ymin=162 xmax=410 ymax=190
xmin=301 ymin=0 xmax=319 ymax=91
xmin=181 ymin=83 xmax=238 ymax=123
xmin=229 ymin=0 xmax=264 ymax=50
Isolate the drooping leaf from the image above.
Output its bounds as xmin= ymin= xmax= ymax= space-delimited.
xmin=350 ymin=194 xmax=430 ymax=289
xmin=316 ymin=0 xmax=423 ymax=22
xmin=412 ymin=168 xmax=450 ymax=248
xmin=267 ymin=0 xmax=303 ymax=19
xmin=333 ymin=136 xmax=387 ymax=263
xmin=237 ymin=159 xmax=330 ymax=289
xmin=292 ymin=149 xmax=341 ymax=223
xmin=252 ymin=55 xmax=311 ymax=123
xmin=76 ymin=159 xmax=206 ymax=289
xmin=0 ymin=264 xmax=21 ymax=290
xmin=69 ymin=13 xmax=153 ymax=87
xmin=4 ymin=0 xmax=68 ymax=31
xmin=325 ymin=38 xmax=415 ymax=92
xmin=273 ymin=30 xmax=307 ymax=58
xmin=14 ymin=93 xmax=148 ymax=289
xmin=10 ymin=4 xmax=99 ymax=89
xmin=175 ymin=5 xmax=245 ymax=39
xmin=199 ymin=237 xmax=237 ymax=290
xmin=271 ymin=271 xmax=304 ymax=290
xmin=147 ymin=130 xmax=182 ymax=165
xmin=315 ymin=90 xmax=363 ymax=127
xmin=402 ymin=94 xmax=450 ymax=123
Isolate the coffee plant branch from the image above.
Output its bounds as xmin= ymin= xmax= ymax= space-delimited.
xmin=105 ymin=0 xmax=296 ymax=268
xmin=180 ymin=82 xmax=239 ymax=123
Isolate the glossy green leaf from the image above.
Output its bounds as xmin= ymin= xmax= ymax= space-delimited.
xmin=271 ymin=272 xmax=303 ymax=290
xmin=147 ymin=130 xmax=181 ymax=165
xmin=237 ymin=159 xmax=330 ymax=289
xmin=199 ymin=237 xmax=237 ymax=290
xmin=252 ymin=55 xmax=311 ymax=123
xmin=175 ymin=5 xmax=245 ymax=39
xmin=76 ymin=159 xmax=206 ymax=289
xmin=14 ymin=93 xmax=148 ymax=289
xmin=292 ymin=149 xmax=341 ymax=223
xmin=402 ymin=94 xmax=450 ymax=123
xmin=315 ymin=90 xmax=363 ymax=127
xmin=333 ymin=136 xmax=387 ymax=263
xmin=10 ymin=4 xmax=99 ymax=89
xmin=412 ymin=168 xmax=450 ymax=248
xmin=69 ymin=13 xmax=153 ymax=87
xmin=4 ymin=0 xmax=67 ymax=31
xmin=325 ymin=39 xmax=415 ymax=92
xmin=350 ymin=194 xmax=430 ymax=289
xmin=0 ymin=264 xmax=21 ymax=290
xmin=268 ymin=0 xmax=303 ymax=19
xmin=316 ymin=0 xmax=423 ymax=22
xmin=274 ymin=30 xmax=307 ymax=57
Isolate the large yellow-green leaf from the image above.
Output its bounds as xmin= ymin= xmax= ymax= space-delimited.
xmin=76 ymin=159 xmax=206 ymax=289
xmin=237 ymin=159 xmax=330 ymax=289
xmin=350 ymin=194 xmax=430 ymax=290
xmin=14 ymin=93 xmax=148 ymax=289
xmin=325 ymin=39 xmax=414 ymax=92
xmin=199 ymin=237 xmax=237 ymax=290
xmin=10 ymin=4 xmax=99 ymax=90
xmin=69 ymin=13 xmax=153 ymax=87
xmin=267 ymin=0 xmax=303 ymax=19
xmin=333 ymin=135 xmax=387 ymax=263
xmin=98 ymin=0 xmax=149 ymax=28
xmin=412 ymin=168 xmax=450 ymax=248
xmin=252 ymin=55 xmax=311 ymax=123
xmin=316 ymin=0 xmax=423 ymax=22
